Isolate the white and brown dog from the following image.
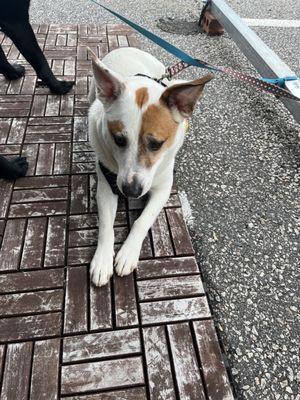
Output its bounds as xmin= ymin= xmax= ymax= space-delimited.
xmin=88 ymin=47 xmax=213 ymax=287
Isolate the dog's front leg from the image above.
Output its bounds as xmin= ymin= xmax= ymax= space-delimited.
xmin=90 ymin=163 xmax=118 ymax=287
xmin=115 ymin=178 xmax=173 ymax=277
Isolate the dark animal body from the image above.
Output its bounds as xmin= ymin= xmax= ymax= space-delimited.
xmin=0 ymin=0 xmax=74 ymax=93
xmin=0 ymin=0 xmax=74 ymax=179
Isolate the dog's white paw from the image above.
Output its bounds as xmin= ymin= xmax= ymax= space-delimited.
xmin=90 ymin=245 xmax=114 ymax=287
xmin=115 ymin=239 xmax=141 ymax=277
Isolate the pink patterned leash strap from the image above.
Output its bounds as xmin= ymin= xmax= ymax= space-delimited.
xmin=165 ymin=60 xmax=300 ymax=101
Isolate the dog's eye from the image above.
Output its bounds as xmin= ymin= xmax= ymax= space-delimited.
xmin=147 ymin=138 xmax=164 ymax=152
xmin=114 ymin=135 xmax=127 ymax=148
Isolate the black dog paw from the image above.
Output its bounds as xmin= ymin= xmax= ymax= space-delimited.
xmin=1 ymin=64 xmax=26 ymax=80
xmin=7 ymin=157 xmax=28 ymax=179
xmin=50 ymin=80 xmax=75 ymax=95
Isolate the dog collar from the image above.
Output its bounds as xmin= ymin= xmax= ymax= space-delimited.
xmin=135 ymin=73 xmax=168 ymax=87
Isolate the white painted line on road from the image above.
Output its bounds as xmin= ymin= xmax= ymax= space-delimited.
xmin=243 ymin=18 xmax=300 ymax=28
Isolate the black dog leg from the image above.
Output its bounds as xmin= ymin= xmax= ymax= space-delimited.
xmin=0 ymin=155 xmax=28 ymax=179
xmin=0 ymin=21 xmax=74 ymax=94
xmin=0 ymin=44 xmax=25 ymax=80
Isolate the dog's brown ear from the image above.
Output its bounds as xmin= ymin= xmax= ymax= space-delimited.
xmin=160 ymin=74 xmax=214 ymax=120
xmin=87 ymin=47 xmax=125 ymax=105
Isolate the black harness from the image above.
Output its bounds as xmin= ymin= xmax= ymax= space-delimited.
xmin=98 ymin=161 xmax=122 ymax=196
xmin=135 ymin=73 xmax=168 ymax=87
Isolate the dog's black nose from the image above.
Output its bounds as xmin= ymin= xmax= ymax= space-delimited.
xmin=122 ymin=177 xmax=143 ymax=198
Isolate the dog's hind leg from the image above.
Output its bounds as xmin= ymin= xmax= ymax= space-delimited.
xmin=0 ymin=20 xmax=74 ymax=94
xmin=90 ymin=162 xmax=118 ymax=287
xmin=0 ymin=44 xmax=25 ymax=80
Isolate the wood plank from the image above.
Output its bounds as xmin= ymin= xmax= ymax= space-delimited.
xmin=0 ymin=269 xmax=64 ymax=294
xmin=53 ymin=142 xmax=71 ymax=174
xmin=11 ymin=187 xmax=68 ymax=203
xmin=151 ymin=210 xmax=174 ymax=257
xmin=68 ymin=227 xmax=127 ymax=247
xmin=137 ymin=257 xmax=199 ymax=279
xmin=61 ymin=357 xmax=144 ymax=395
xmin=0 ymin=219 xmax=26 ymax=271
xmin=193 ymin=320 xmax=234 ymax=400
xmin=21 ymin=217 xmax=47 ymax=269
xmin=64 ymin=266 xmax=88 ymax=334
xmin=1 ymin=342 xmax=33 ymax=400
xmin=0 ymin=313 xmax=61 ymax=342
xmin=137 ymin=275 xmax=204 ymax=301
xmin=7 ymin=117 xmax=26 ymax=144
xmin=9 ymin=201 xmax=67 ymax=218
xmin=90 ymin=281 xmax=112 ymax=330
xmin=44 ymin=216 xmax=66 ymax=267
xmin=168 ymin=323 xmax=206 ymax=400
xmin=63 ymin=387 xmax=147 ymax=399
xmin=0 ymin=289 xmax=63 ymax=316
xmin=143 ymin=326 xmax=176 ymax=400
xmin=70 ymin=174 xmax=89 ymax=214
xmin=166 ymin=208 xmax=194 ymax=255
xmin=114 ymin=274 xmax=139 ymax=327
xmin=68 ymin=246 xmax=95 ymax=266
xmin=0 ymin=181 xmax=13 ymax=218
xmin=36 ymin=143 xmax=55 ymax=175
xmin=140 ymin=297 xmax=211 ymax=325
xmin=30 ymin=338 xmax=61 ymax=400
xmin=14 ymin=175 xmax=68 ymax=189
xmin=63 ymin=328 xmax=140 ymax=363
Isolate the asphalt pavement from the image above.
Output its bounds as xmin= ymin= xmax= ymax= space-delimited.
xmin=30 ymin=0 xmax=300 ymax=398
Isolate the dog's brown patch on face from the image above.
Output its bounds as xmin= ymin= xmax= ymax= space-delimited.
xmin=139 ymin=103 xmax=179 ymax=168
xmin=107 ymin=120 xmax=124 ymax=135
xmin=135 ymin=87 xmax=149 ymax=108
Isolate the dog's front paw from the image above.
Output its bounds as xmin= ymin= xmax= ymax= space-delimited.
xmin=115 ymin=239 xmax=142 ymax=277
xmin=90 ymin=245 xmax=114 ymax=287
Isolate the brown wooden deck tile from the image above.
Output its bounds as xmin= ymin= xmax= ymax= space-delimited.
xmin=193 ymin=320 xmax=234 ymax=400
xmin=30 ymin=338 xmax=61 ymax=400
xmin=137 ymin=275 xmax=204 ymax=301
xmin=64 ymin=387 xmax=147 ymax=400
xmin=64 ymin=266 xmax=88 ymax=334
xmin=0 ymin=268 xmax=64 ymax=294
xmin=63 ymin=328 xmax=140 ymax=363
xmin=168 ymin=323 xmax=206 ymax=400
xmin=114 ymin=274 xmax=139 ymax=327
xmin=140 ymin=297 xmax=211 ymax=325
xmin=61 ymin=356 xmax=144 ymax=395
xmin=1 ymin=342 xmax=33 ymax=400
xmin=0 ymin=289 xmax=63 ymax=316
xmin=143 ymin=325 xmax=176 ymax=400
xmin=137 ymin=256 xmax=199 ymax=279
xmin=0 ymin=313 xmax=61 ymax=342
xmin=0 ymin=23 xmax=233 ymax=399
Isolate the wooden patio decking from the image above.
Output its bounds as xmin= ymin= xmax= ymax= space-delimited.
xmin=0 ymin=24 xmax=234 ymax=400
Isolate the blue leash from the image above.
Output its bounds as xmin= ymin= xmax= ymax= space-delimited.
xmin=88 ymin=0 xmax=299 ymax=100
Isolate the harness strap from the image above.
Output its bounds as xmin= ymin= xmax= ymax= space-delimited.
xmin=98 ymin=160 xmax=122 ymax=196
xmin=135 ymin=73 xmax=168 ymax=87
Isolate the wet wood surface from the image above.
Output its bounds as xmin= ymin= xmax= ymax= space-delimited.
xmin=0 ymin=24 xmax=234 ymax=399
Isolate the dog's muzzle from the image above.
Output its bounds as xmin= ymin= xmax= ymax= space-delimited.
xmin=122 ymin=177 xmax=143 ymax=198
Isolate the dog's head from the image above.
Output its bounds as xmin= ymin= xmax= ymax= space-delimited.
xmin=90 ymin=50 xmax=213 ymax=198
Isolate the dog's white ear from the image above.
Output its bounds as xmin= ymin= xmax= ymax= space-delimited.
xmin=87 ymin=47 xmax=125 ymax=105
xmin=160 ymin=74 xmax=214 ymax=120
